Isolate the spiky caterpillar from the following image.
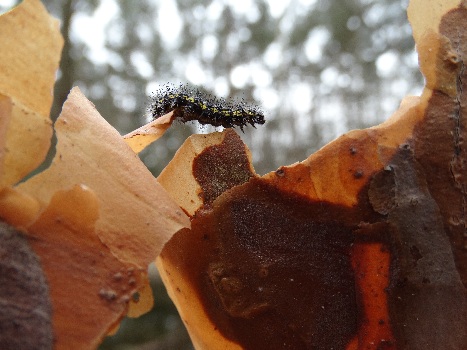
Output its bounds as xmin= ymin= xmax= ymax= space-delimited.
xmin=149 ymin=84 xmax=265 ymax=131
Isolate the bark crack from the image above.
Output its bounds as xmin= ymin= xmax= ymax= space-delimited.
xmin=449 ymin=30 xmax=467 ymax=249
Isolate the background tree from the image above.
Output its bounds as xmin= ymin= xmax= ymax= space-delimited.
xmin=1 ymin=0 xmax=423 ymax=348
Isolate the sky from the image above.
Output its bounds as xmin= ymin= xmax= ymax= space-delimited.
xmin=1 ymin=0 xmax=421 ymax=115
xmin=67 ymin=0 xmax=420 ymax=104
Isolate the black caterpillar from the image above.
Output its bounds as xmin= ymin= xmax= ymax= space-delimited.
xmin=149 ymin=84 xmax=265 ymax=131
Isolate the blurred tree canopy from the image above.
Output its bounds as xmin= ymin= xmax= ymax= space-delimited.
xmin=1 ymin=0 xmax=423 ymax=348
xmin=1 ymin=0 xmax=422 ymax=176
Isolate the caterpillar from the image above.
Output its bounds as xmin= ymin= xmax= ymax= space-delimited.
xmin=149 ymin=84 xmax=265 ymax=131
